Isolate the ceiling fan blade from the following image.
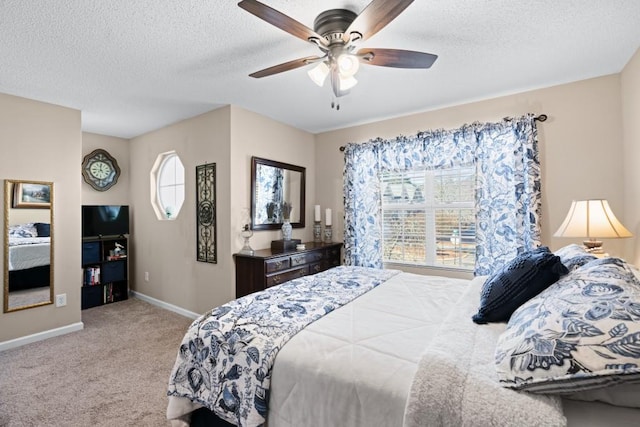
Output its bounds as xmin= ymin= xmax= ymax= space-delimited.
xmin=238 ymin=0 xmax=327 ymax=46
xmin=343 ymin=0 xmax=414 ymax=43
xmin=358 ymin=48 xmax=437 ymax=68
xmin=249 ymin=56 xmax=323 ymax=78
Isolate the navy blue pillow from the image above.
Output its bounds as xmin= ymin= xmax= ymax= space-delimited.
xmin=35 ymin=222 xmax=50 ymax=237
xmin=472 ymin=247 xmax=568 ymax=324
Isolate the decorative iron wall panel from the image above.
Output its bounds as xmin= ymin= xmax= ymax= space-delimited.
xmin=196 ymin=163 xmax=216 ymax=263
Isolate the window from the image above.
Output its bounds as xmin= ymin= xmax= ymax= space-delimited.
xmin=151 ymin=151 xmax=185 ymax=220
xmin=381 ymin=165 xmax=476 ymax=270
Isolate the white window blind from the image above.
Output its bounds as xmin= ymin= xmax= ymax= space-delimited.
xmin=381 ymin=166 xmax=476 ymax=270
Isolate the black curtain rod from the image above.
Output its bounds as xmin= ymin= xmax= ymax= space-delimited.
xmin=338 ymin=114 xmax=548 ymax=152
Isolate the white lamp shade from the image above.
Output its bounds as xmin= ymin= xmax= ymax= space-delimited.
xmin=554 ymin=200 xmax=632 ymax=239
xmin=307 ymin=61 xmax=330 ymax=87
xmin=338 ymin=75 xmax=358 ymax=91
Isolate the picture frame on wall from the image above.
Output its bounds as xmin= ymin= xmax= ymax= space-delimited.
xmin=12 ymin=181 xmax=52 ymax=209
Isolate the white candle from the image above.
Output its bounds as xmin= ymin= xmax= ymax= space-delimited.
xmin=325 ymin=208 xmax=332 ymax=226
xmin=314 ymin=205 xmax=321 ymax=222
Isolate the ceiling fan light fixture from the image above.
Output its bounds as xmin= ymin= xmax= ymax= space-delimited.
xmin=336 ymin=53 xmax=360 ymax=77
xmin=338 ymin=75 xmax=358 ymax=91
xmin=308 ymin=61 xmax=330 ymax=86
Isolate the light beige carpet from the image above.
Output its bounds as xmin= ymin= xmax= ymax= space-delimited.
xmin=0 ymin=298 xmax=193 ymax=426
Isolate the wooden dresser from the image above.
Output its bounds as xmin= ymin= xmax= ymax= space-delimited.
xmin=234 ymin=242 xmax=342 ymax=298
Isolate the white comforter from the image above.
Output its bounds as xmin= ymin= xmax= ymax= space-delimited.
xmin=403 ymin=276 xmax=566 ymax=426
xmin=267 ymin=272 xmax=469 ymax=427
xmin=8 ymin=236 xmax=50 ymax=271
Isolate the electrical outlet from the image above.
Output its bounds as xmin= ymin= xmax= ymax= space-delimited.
xmin=144 ymin=271 xmax=149 ymax=282
xmin=55 ymin=293 xmax=67 ymax=307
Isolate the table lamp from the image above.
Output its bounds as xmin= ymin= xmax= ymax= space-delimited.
xmin=554 ymin=199 xmax=632 ymax=253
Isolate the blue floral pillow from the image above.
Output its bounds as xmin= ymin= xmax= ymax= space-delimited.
xmin=8 ymin=223 xmax=37 ymax=238
xmin=554 ymin=244 xmax=597 ymax=271
xmin=472 ymin=247 xmax=568 ymax=324
xmin=495 ymin=257 xmax=640 ymax=394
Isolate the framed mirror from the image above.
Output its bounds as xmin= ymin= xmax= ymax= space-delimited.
xmin=4 ymin=179 xmax=54 ymax=312
xmin=251 ymin=157 xmax=305 ymax=231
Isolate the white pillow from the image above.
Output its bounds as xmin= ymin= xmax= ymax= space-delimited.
xmin=554 ymin=243 xmax=597 ymax=271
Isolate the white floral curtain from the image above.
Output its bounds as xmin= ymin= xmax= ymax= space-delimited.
xmin=342 ymin=114 xmax=541 ymax=276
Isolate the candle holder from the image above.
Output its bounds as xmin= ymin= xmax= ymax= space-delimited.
xmin=323 ymin=225 xmax=333 ymax=243
xmin=313 ymin=221 xmax=322 ymax=243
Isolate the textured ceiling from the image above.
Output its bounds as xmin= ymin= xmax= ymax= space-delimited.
xmin=1 ymin=1 xmax=639 ymax=139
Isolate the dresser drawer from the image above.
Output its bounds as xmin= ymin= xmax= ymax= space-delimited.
xmin=290 ymin=251 xmax=324 ymax=267
xmin=326 ymin=246 xmax=341 ymax=260
xmin=265 ymin=257 xmax=290 ymax=273
xmin=328 ymin=255 xmax=341 ymax=268
xmin=266 ymin=266 xmax=309 ymax=287
xmin=309 ymin=260 xmax=327 ymax=275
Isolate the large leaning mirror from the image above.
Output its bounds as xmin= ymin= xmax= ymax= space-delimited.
xmin=4 ymin=179 xmax=54 ymax=312
xmin=251 ymin=157 xmax=305 ymax=231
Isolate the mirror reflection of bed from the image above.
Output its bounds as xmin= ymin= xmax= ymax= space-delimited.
xmin=4 ymin=179 xmax=54 ymax=312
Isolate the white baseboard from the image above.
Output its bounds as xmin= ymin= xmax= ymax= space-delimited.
xmin=130 ymin=290 xmax=200 ymax=320
xmin=0 ymin=322 xmax=84 ymax=352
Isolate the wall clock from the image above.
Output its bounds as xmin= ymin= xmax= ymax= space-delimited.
xmin=81 ymin=149 xmax=121 ymax=191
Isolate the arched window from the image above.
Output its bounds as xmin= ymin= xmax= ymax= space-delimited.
xmin=151 ymin=151 xmax=184 ymax=220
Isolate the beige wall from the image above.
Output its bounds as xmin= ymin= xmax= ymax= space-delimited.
xmin=126 ymin=105 xmax=315 ymax=315
xmin=82 ymin=133 xmax=130 ymax=205
xmin=315 ymin=74 xmax=629 ymax=269
xmin=0 ymin=93 xmax=82 ymax=343
xmin=128 ymin=106 xmax=233 ymax=314
xmin=622 ymin=48 xmax=640 ymax=266
xmin=229 ymin=106 xmax=316 ymax=252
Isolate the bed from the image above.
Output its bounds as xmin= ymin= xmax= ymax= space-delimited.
xmin=167 ymin=245 xmax=640 ymax=426
xmin=8 ymin=223 xmax=51 ymax=292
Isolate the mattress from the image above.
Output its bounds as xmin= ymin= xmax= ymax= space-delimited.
xmin=8 ymin=237 xmax=50 ymax=271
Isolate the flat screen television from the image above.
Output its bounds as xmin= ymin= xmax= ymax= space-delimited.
xmin=82 ymin=205 xmax=129 ymax=238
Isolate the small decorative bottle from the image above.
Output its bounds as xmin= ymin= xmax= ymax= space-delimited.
xmin=282 ymin=218 xmax=292 ymax=241
xmin=281 ymin=202 xmax=293 ymax=241
xmin=239 ymin=224 xmax=254 ymax=255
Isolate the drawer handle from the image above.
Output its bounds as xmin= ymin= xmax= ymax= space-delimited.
xmin=273 ymin=275 xmax=282 ymax=284
xmin=313 ymin=264 xmax=322 ymax=273
xmin=275 ymin=261 xmax=284 ymax=270
xmin=292 ymin=258 xmax=304 ymax=266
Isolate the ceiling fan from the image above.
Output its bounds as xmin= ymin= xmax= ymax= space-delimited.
xmin=238 ymin=0 xmax=438 ymax=107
